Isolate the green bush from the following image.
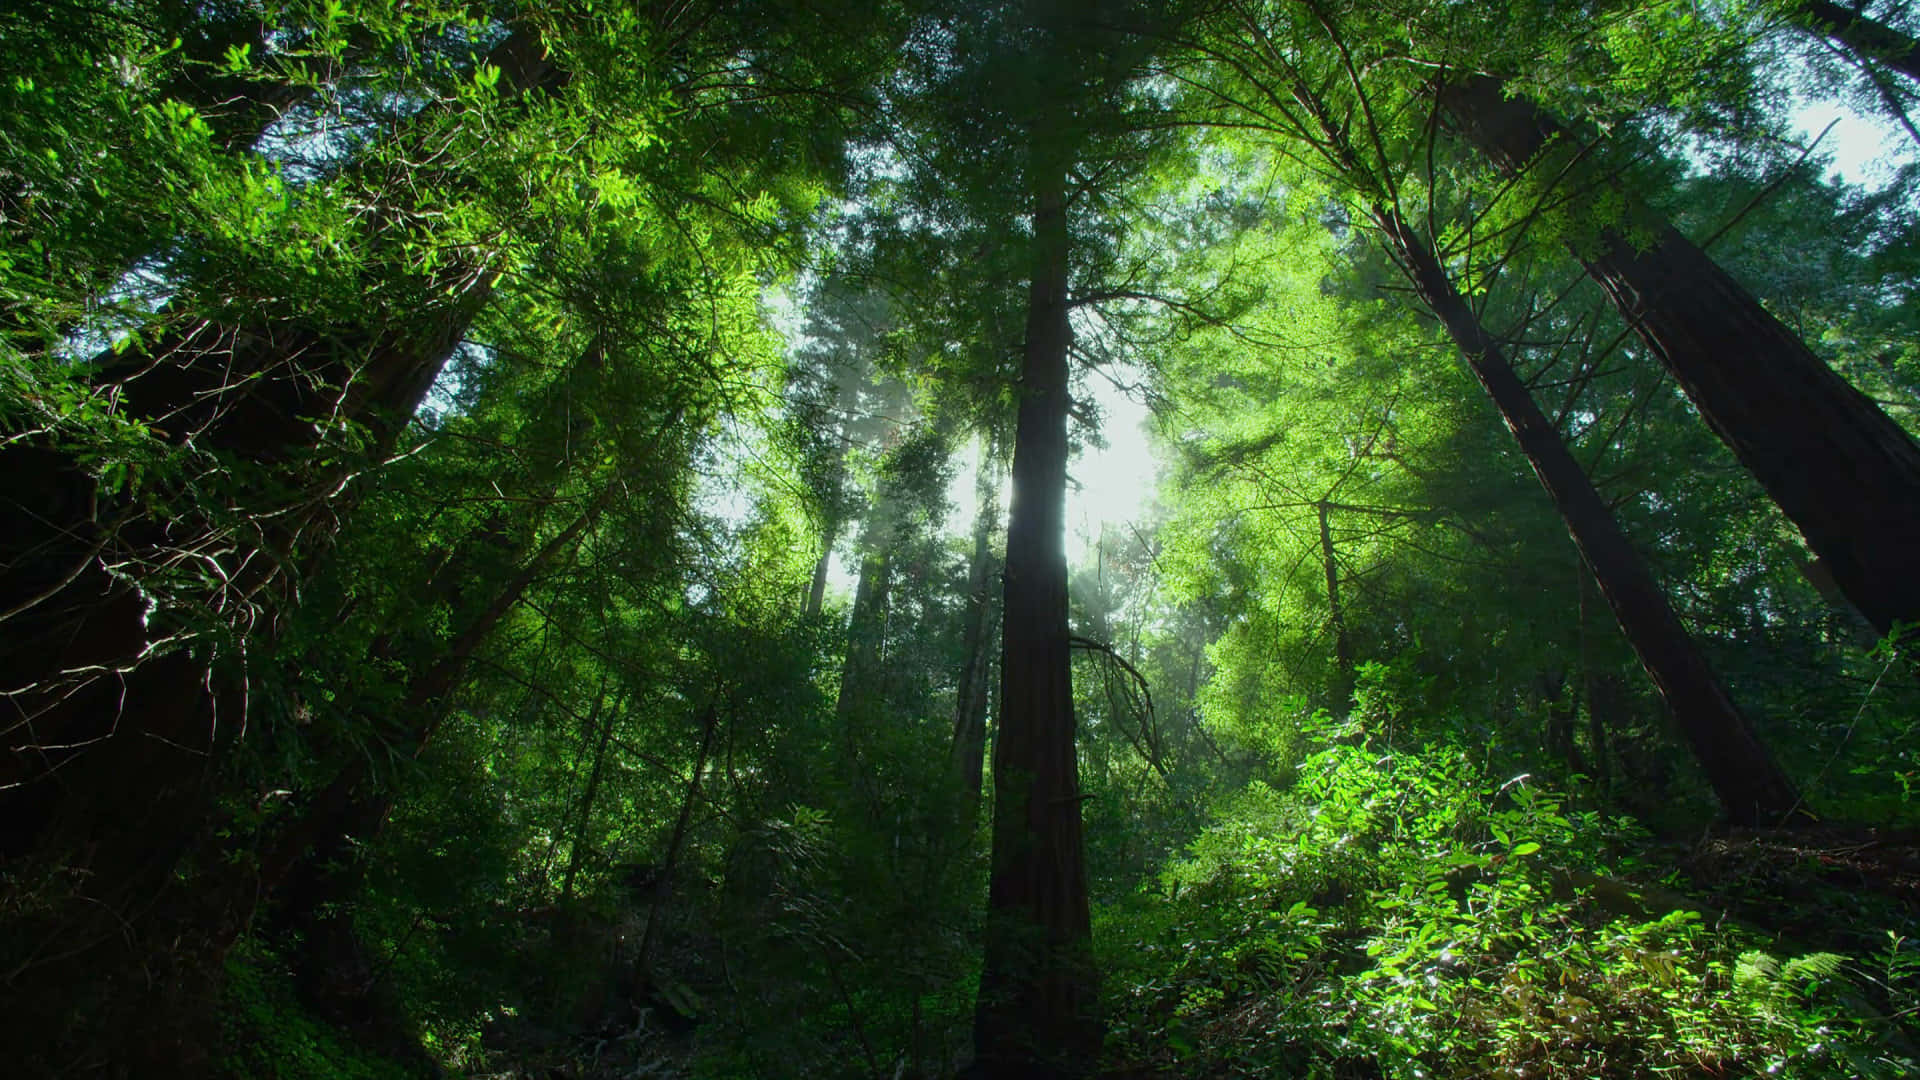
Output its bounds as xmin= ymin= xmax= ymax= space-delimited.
xmin=1098 ymin=741 xmax=1920 ymax=1079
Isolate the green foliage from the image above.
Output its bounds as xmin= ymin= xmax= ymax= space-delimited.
xmin=6 ymin=1 xmax=1920 ymax=1077
xmin=219 ymin=942 xmax=414 ymax=1080
xmin=1100 ymin=740 xmax=1920 ymax=1078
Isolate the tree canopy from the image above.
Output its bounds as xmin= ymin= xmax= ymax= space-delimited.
xmin=4 ymin=1 xmax=1920 ymax=1077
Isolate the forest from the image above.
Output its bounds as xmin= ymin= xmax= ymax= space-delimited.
xmin=4 ymin=0 xmax=1920 ymax=1076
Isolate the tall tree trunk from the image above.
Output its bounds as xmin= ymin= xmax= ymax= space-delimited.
xmin=1441 ymin=73 xmax=1920 ymax=646
xmin=634 ymin=702 xmax=721 ymax=985
xmin=806 ymin=532 xmax=839 ymax=619
xmin=0 ymin=33 xmax=571 ymax=868
xmin=1795 ymin=1 xmax=1920 ymax=83
xmin=254 ymin=488 xmax=611 ymax=934
xmin=973 ymin=149 xmax=1102 ymax=1076
xmin=953 ymin=454 xmax=1003 ymax=817
xmin=561 ymin=682 xmax=618 ymax=904
xmin=1317 ymin=499 xmax=1355 ymax=712
xmin=1378 ymin=209 xmax=1806 ymax=825
xmin=836 ymin=549 xmax=893 ymax=726
xmin=805 ymin=419 xmax=853 ymax=619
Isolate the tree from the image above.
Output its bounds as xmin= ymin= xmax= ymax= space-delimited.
xmin=1168 ymin=0 xmax=1805 ymax=822
xmin=1439 ymin=72 xmax=1920 ymax=647
xmin=0 ymin=0 xmax=906 ymax=1067
xmin=979 ymin=105 xmax=1101 ymax=1068
xmin=1375 ymin=207 xmax=1803 ymax=823
xmin=1792 ymin=0 xmax=1920 ymax=84
xmin=952 ymin=444 xmax=1004 ymax=814
xmin=886 ymin=0 xmax=1183 ymax=1066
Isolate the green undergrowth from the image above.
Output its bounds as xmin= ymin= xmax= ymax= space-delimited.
xmin=1098 ymin=740 xmax=1920 ymax=1079
xmin=218 ymin=941 xmax=416 ymax=1080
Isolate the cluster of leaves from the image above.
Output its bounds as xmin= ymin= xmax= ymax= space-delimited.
xmin=1099 ymin=734 xmax=1920 ymax=1078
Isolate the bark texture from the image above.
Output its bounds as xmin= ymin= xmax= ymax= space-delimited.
xmin=973 ymin=153 xmax=1102 ymax=1075
xmin=0 ymin=33 xmax=569 ymax=881
xmin=1380 ymin=210 xmax=1805 ymax=825
xmin=1797 ymin=1 xmax=1920 ymax=83
xmin=953 ymin=457 xmax=1003 ymax=815
xmin=1441 ymin=73 xmax=1920 ymax=647
xmin=1317 ymin=499 xmax=1355 ymax=711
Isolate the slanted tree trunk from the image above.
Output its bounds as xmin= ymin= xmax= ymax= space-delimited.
xmin=633 ymin=702 xmax=721 ymax=986
xmin=256 ymin=487 xmax=611 ymax=936
xmin=0 ymin=33 xmax=570 ymax=867
xmin=158 ymin=2 xmax=322 ymax=152
xmin=1441 ymin=73 xmax=1920 ymax=646
xmin=1795 ymin=556 xmax=1882 ymax=648
xmin=973 ymin=144 xmax=1102 ymax=1076
xmin=561 ymin=683 xmax=618 ymax=904
xmin=953 ymin=454 xmax=1003 ymax=816
xmin=1794 ymin=1 xmax=1920 ymax=83
xmin=1377 ymin=209 xmax=1806 ymax=825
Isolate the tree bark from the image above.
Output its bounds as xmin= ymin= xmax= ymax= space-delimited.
xmin=1379 ymin=209 xmax=1806 ymax=826
xmin=806 ymin=534 xmax=838 ymax=619
xmin=157 ymin=1 xmax=320 ymax=152
xmin=1317 ymin=499 xmax=1355 ymax=712
xmin=804 ymin=418 xmax=853 ymax=619
xmin=973 ymin=148 xmax=1102 ymax=1075
xmin=835 ymin=549 xmax=893 ymax=725
xmin=1795 ymin=1 xmax=1920 ymax=83
xmin=561 ymin=683 xmax=618 ymax=903
xmin=0 ymin=33 xmax=576 ymax=891
xmin=953 ymin=454 xmax=1003 ymax=817
xmin=253 ymin=487 xmax=611 ymax=941
xmin=0 ymin=29 xmax=568 ymax=808
xmin=634 ymin=702 xmax=721 ymax=985
xmin=1441 ymin=73 xmax=1920 ymax=646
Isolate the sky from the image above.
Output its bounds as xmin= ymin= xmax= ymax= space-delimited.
xmin=1792 ymin=99 xmax=1916 ymax=190
xmin=939 ymin=363 xmax=1160 ymax=569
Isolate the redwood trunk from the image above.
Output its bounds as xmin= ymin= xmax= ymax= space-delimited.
xmin=973 ymin=154 xmax=1101 ymax=1073
xmin=0 ymin=36 xmax=575 ymax=877
xmin=806 ymin=538 xmax=837 ymax=619
xmin=253 ymin=489 xmax=610 ymax=935
xmin=1381 ymin=210 xmax=1805 ymax=825
xmin=1442 ymin=74 xmax=1920 ymax=646
xmin=805 ymin=419 xmax=851 ymax=619
xmin=1317 ymin=499 xmax=1355 ymax=711
xmin=952 ymin=456 xmax=1002 ymax=814
xmin=635 ymin=703 xmax=720 ymax=983
xmin=561 ymin=684 xmax=617 ymax=902
xmin=836 ymin=549 xmax=893 ymax=726
xmin=1797 ymin=1 xmax=1920 ymax=83
xmin=0 ymin=32 xmax=569 ymax=813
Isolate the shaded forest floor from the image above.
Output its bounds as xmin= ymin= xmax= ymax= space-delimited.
xmin=210 ymin=746 xmax=1920 ymax=1080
